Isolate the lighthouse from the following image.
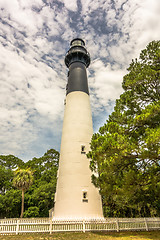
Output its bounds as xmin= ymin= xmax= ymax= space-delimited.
xmin=53 ymin=38 xmax=103 ymax=219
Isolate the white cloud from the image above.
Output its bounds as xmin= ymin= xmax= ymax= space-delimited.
xmin=89 ymin=60 xmax=125 ymax=109
xmin=114 ymin=0 xmax=160 ymax=55
xmin=0 ymin=39 xmax=64 ymax=159
xmin=0 ymin=0 xmax=44 ymax=34
xmin=59 ymin=0 xmax=77 ymax=11
xmin=81 ymin=0 xmax=108 ymax=16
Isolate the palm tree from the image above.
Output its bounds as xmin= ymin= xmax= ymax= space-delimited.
xmin=13 ymin=168 xmax=33 ymax=218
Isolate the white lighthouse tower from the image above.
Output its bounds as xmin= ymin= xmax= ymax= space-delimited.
xmin=53 ymin=38 xmax=103 ymax=220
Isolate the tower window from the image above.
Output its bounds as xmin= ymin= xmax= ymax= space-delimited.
xmin=81 ymin=145 xmax=86 ymax=154
xmin=83 ymin=192 xmax=87 ymax=199
xmin=82 ymin=191 xmax=88 ymax=202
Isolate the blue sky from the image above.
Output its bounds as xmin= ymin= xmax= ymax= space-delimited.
xmin=0 ymin=0 xmax=159 ymax=161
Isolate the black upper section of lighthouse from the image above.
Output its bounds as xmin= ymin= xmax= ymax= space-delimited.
xmin=65 ymin=38 xmax=91 ymax=95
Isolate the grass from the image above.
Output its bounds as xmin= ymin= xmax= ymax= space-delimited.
xmin=0 ymin=231 xmax=160 ymax=240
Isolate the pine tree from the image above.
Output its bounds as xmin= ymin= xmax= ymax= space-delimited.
xmin=88 ymin=40 xmax=160 ymax=217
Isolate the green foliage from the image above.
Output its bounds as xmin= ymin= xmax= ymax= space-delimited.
xmin=23 ymin=206 xmax=39 ymax=218
xmin=26 ymin=182 xmax=57 ymax=217
xmin=13 ymin=168 xmax=33 ymax=191
xmin=24 ymin=149 xmax=59 ymax=217
xmin=0 ymin=155 xmax=23 ymax=218
xmin=0 ymin=148 xmax=59 ymax=218
xmin=13 ymin=168 xmax=34 ymax=218
xmin=88 ymin=40 xmax=160 ymax=217
xmin=0 ymin=189 xmax=21 ymax=218
xmin=0 ymin=165 xmax=13 ymax=193
xmin=25 ymin=149 xmax=59 ymax=181
xmin=0 ymin=155 xmax=24 ymax=169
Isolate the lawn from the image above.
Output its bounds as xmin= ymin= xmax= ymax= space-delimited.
xmin=0 ymin=231 xmax=160 ymax=240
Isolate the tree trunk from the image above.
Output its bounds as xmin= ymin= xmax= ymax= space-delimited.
xmin=20 ymin=189 xmax=24 ymax=218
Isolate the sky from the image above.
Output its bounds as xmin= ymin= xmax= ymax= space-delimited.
xmin=0 ymin=0 xmax=160 ymax=161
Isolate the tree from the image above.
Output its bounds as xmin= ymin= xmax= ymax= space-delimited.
xmin=13 ymin=168 xmax=33 ymax=218
xmin=0 ymin=189 xmax=21 ymax=218
xmin=23 ymin=206 xmax=39 ymax=218
xmin=23 ymin=148 xmax=59 ymax=217
xmin=0 ymin=165 xmax=13 ymax=194
xmin=0 ymin=155 xmax=24 ymax=194
xmin=0 ymin=155 xmax=24 ymax=218
xmin=88 ymin=40 xmax=160 ymax=217
xmin=0 ymin=155 xmax=24 ymax=170
xmin=0 ymin=149 xmax=59 ymax=218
